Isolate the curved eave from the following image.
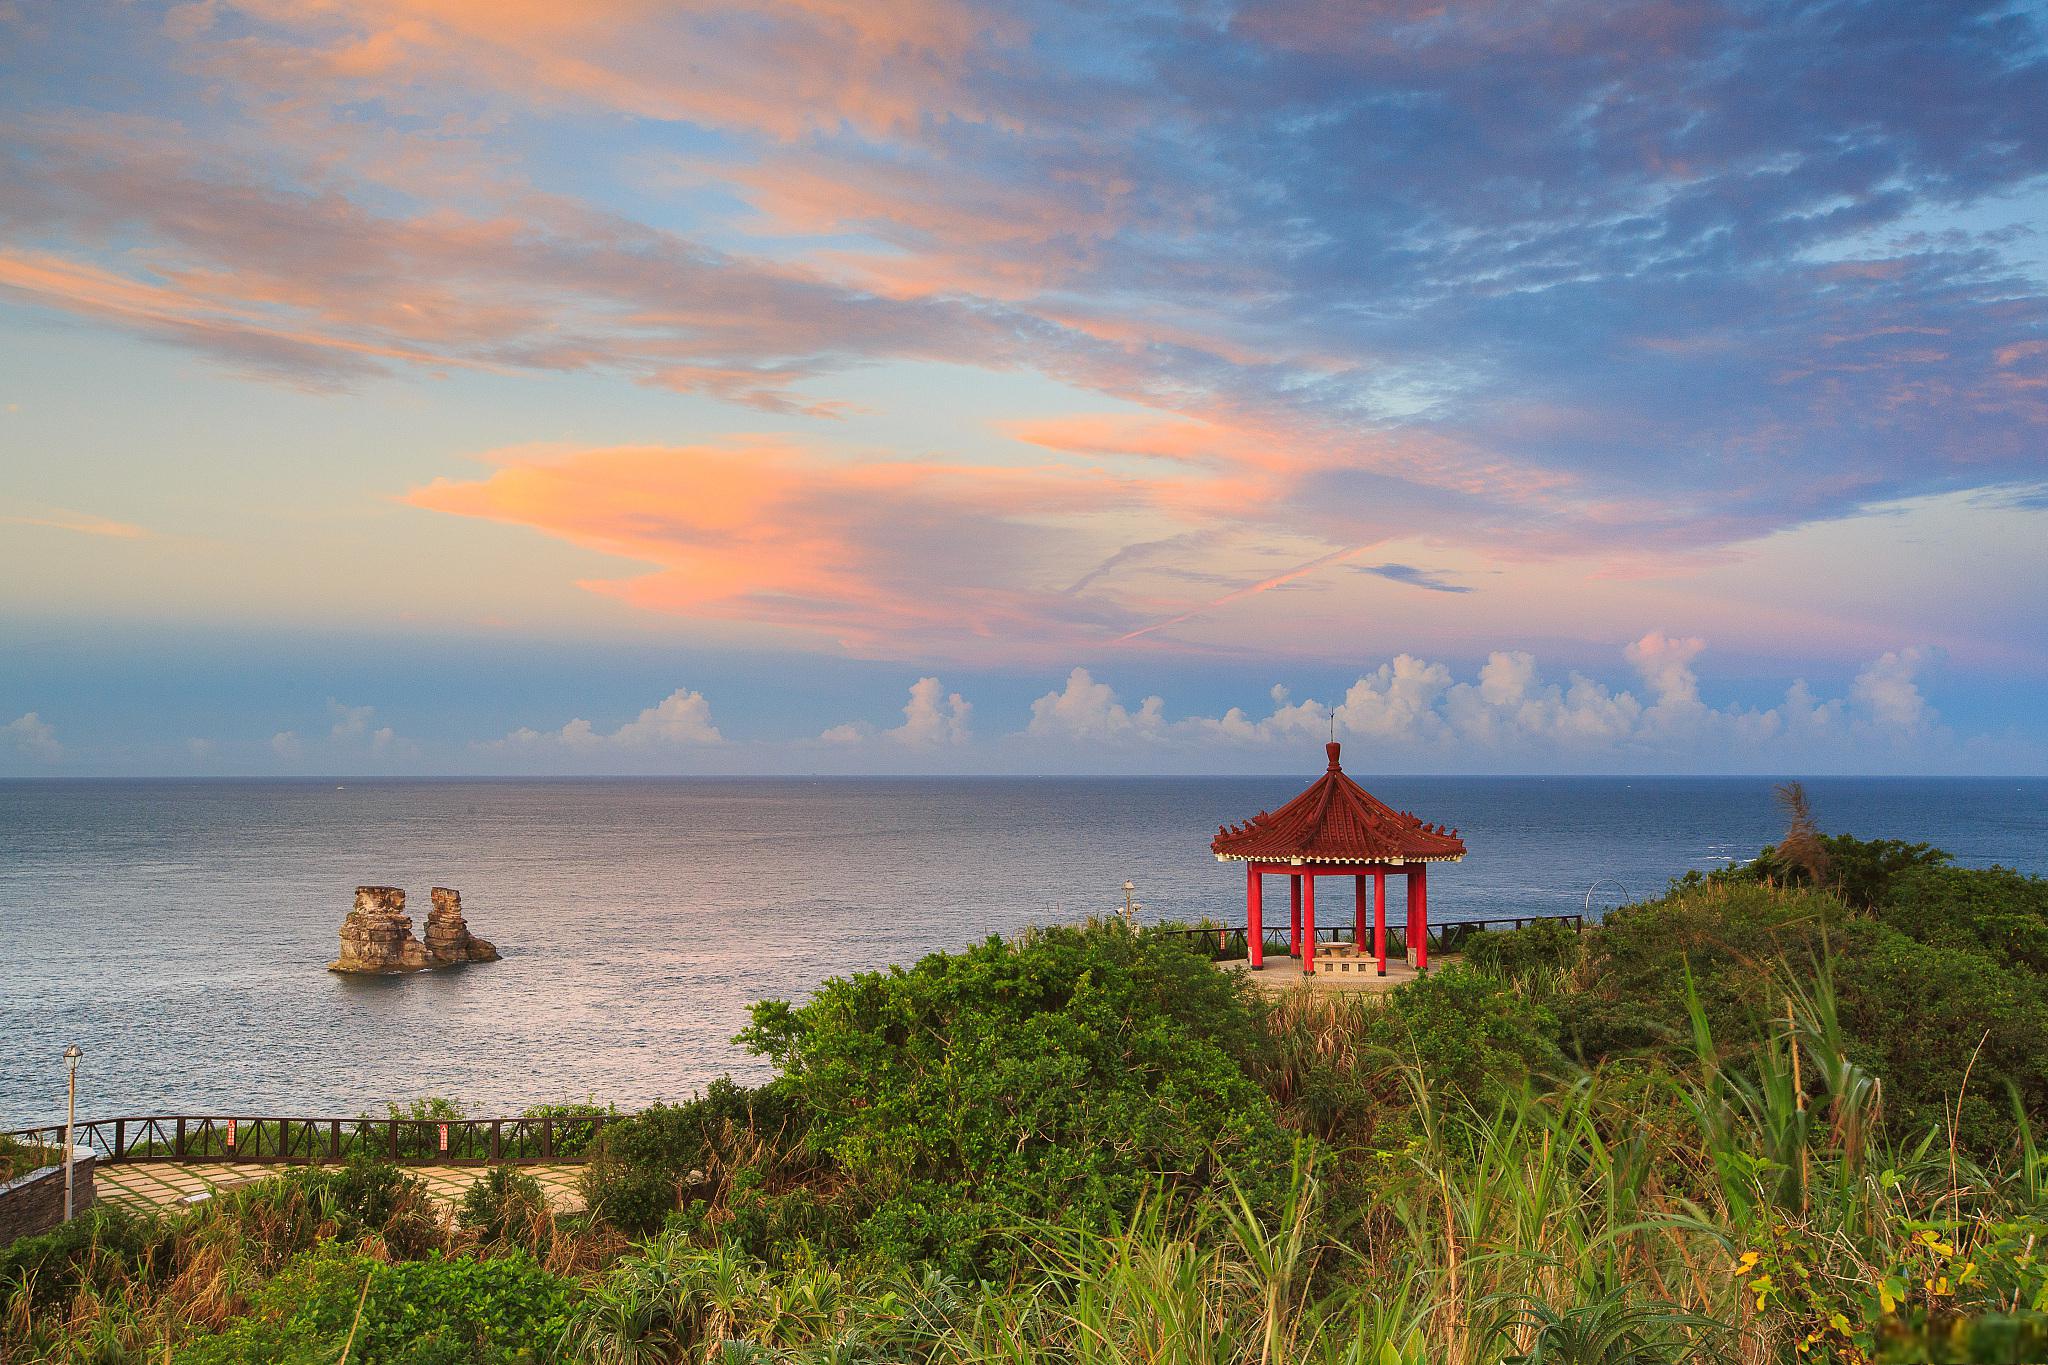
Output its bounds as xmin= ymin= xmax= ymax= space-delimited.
xmin=1212 ymin=851 xmax=1466 ymax=865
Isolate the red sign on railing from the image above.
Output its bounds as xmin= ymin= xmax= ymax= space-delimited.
xmin=438 ymin=1122 xmax=448 ymax=1153
xmin=226 ymin=1118 xmax=237 ymax=1148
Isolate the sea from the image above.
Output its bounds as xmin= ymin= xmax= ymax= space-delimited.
xmin=2 ymin=776 xmax=2044 ymax=1127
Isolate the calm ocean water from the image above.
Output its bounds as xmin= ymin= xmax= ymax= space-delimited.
xmin=2 ymin=776 xmax=2044 ymax=1126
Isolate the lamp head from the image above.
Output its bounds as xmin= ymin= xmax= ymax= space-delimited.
xmin=63 ymin=1045 xmax=82 ymax=1065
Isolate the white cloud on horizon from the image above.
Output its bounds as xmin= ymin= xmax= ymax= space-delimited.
xmin=328 ymin=700 xmax=414 ymax=759
xmin=1028 ymin=668 xmax=1166 ymax=741
xmin=484 ymin=687 xmax=724 ymax=753
xmin=1017 ymin=634 xmax=1948 ymax=764
xmin=4 ymin=712 xmax=62 ymax=762
xmin=819 ymin=677 xmax=974 ymax=747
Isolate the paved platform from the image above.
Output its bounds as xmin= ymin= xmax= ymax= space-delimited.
xmin=1221 ymin=950 xmax=1443 ymax=993
xmin=94 ymin=1162 xmax=585 ymax=1216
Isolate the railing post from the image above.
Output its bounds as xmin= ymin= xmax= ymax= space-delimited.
xmin=491 ymin=1120 xmax=502 ymax=1162
xmin=388 ymin=1120 xmax=398 ymax=1161
xmin=541 ymin=1118 xmax=554 ymax=1160
xmin=175 ymin=1117 xmax=186 ymax=1160
xmin=114 ymin=1119 xmax=125 ymax=1163
xmin=330 ymin=1119 xmax=340 ymax=1162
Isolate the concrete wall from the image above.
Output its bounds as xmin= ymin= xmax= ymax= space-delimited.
xmin=0 ymin=1148 xmax=96 ymax=1247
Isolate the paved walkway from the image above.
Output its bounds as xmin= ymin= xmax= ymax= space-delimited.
xmin=1220 ymin=949 xmax=1447 ymax=993
xmin=95 ymin=1162 xmax=586 ymax=1216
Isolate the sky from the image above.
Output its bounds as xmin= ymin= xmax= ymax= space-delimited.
xmin=1 ymin=0 xmax=2045 ymax=776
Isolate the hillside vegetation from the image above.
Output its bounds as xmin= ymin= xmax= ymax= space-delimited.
xmin=9 ymin=805 xmax=2048 ymax=1364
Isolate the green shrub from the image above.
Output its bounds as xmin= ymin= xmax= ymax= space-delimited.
xmin=1713 ymin=832 xmax=1950 ymax=910
xmin=0 ymin=1135 xmax=57 ymax=1183
xmin=579 ymin=1077 xmax=812 ymax=1239
xmin=1877 ymin=864 xmax=2048 ymax=974
xmin=0 ymin=1203 xmax=169 ymax=1319
xmin=521 ymin=1101 xmax=618 ymax=1159
xmin=1831 ymin=919 xmax=2048 ymax=1151
xmin=176 ymin=1247 xmax=579 ymax=1365
xmin=459 ymin=1167 xmax=550 ymax=1247
xmin=737 ymin=921 xmax=1297 ymax=1274
xmin=1367 ymin=965 xmax=1563 ymax=1106
xmin=1560 ymin=881 xmax=1844 ymax=1061
xmin=227 ymin=1155 xmax=442 ymax=1259
xmin=1463 ymin=918 xmax=1582 ymax=979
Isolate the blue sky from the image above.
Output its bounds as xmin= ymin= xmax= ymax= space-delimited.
xmin=2 ymin=0 xmax=2046 ymax=775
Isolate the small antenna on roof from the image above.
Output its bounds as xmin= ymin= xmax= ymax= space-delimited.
xmin=1328 ymin=710 xmax=1336 ymax=742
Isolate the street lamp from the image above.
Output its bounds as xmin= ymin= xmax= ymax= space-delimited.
xmin=62 ymin=1045 xmax=82 ymax=1220
xmin=1121 ymin=880 xmax=1139 ymax=928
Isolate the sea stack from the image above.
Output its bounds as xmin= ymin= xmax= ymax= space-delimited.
xmin=329 ymin=886 xmax=432 ymax=973
xmin=329 ymin=885 xmax=498 ymax=973
xmin=424 ymin=886 xmax=499 ymax=965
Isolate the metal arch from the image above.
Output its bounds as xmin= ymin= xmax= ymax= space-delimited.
xmin=1583 ymin=878 xmax=1632 ymax=916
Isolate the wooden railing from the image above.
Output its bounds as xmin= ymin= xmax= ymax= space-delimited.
xmin=0 ymin=1113 xmax=612 ymax=1166
xmin=1159 ymin=910 xmax=1586 ymax=960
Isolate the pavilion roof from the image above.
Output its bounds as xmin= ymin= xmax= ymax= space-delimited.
xmin=1211 ymin=742 xmax=1467 ymax=865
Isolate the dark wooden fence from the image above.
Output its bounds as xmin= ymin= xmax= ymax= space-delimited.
xmin=0 ymin=1114 xmax=612 ymax=1166
xmin=1160 ymin=910 xmax=1586 ymax=960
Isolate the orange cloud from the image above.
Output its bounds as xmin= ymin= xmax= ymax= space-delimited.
xmin=405 ymin=438 xmax=1189 ymax=659
xmin=3 ymin=507 xmax=149 ymax=539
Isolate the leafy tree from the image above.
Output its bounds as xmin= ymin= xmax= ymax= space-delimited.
xmin=737 ymin=922 xmax=1296 ymax=1274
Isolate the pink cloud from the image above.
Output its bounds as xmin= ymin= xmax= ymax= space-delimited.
xmin=404 ymin=438 xmax=1191 ymax=659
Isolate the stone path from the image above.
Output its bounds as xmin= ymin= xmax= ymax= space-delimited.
xmin=94 ymin=1163 xmax=586 ymax=1216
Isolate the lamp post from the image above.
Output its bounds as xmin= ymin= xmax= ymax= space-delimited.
xmin=62 ymin=1045 xmax=82 ymax=1220
xmin=1121 ymin=880 xmax=1139 ymax=928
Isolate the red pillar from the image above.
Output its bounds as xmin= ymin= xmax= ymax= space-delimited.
xmin=1373 ymin=868 xmax=1388 ymax=976
xmin=1302 ymin=872 xmax=1317 ymax=974
xmin=1410 ymin=863 xmax=1429 ymax=973
xmin=1353 ymin=875 xmax=1367 ymax=954
xmin=1289 ymin=874 xmax=1302 ymax=956
xmin=1246 ymin=864 xmax=1264 ymax=969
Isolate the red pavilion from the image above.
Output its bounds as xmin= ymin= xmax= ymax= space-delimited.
xmin=1211 ymin=741 xmax=1466 ymax=976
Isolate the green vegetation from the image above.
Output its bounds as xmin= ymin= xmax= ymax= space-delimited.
xmin=10 ymin=799 xmax=2048 ymax=1364
xmin=0 ymin=1136 xmax=55 ymax=1184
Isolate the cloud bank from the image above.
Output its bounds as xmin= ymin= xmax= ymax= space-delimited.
xmin=2 ymin=0 xmax=2044 ymax=667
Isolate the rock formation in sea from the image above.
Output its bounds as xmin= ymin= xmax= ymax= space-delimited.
xmin=329 ymin=885 xmax=498 ymax=973
xmin=424 ymin=886 xmax=499 ymax=965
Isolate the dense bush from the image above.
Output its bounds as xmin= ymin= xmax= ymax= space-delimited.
xmin=0 ymin=1203 xmax=170 ymax=1322
xmin=737 ymin=921 xmax=1297 ymax=1274
xmin=460 ymin=1167 xmax=551 ymax=1248
xmin=1553 ymin=881 xmax=1842 ymax=1063
xmin=176 ymin=1248 xmax=579 ymax=1365
xmin=1550 ymin=852 xmax=2048 ymax=1157
xmin=578 ymin=1077 xmax=814 ymax=1240
xmin=1876 ymin=863 xmax=2048 ymax=973
xmin=1712 ymin=831 xmax=1951 ymax=909
xmin=1461 ymin=917 xmax=1581 ymax=979
xmin=1831 ymin=919 xmax=2048 ymax=1150
xmin=1370 ymin=965 xmax=1563 ymax=1104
